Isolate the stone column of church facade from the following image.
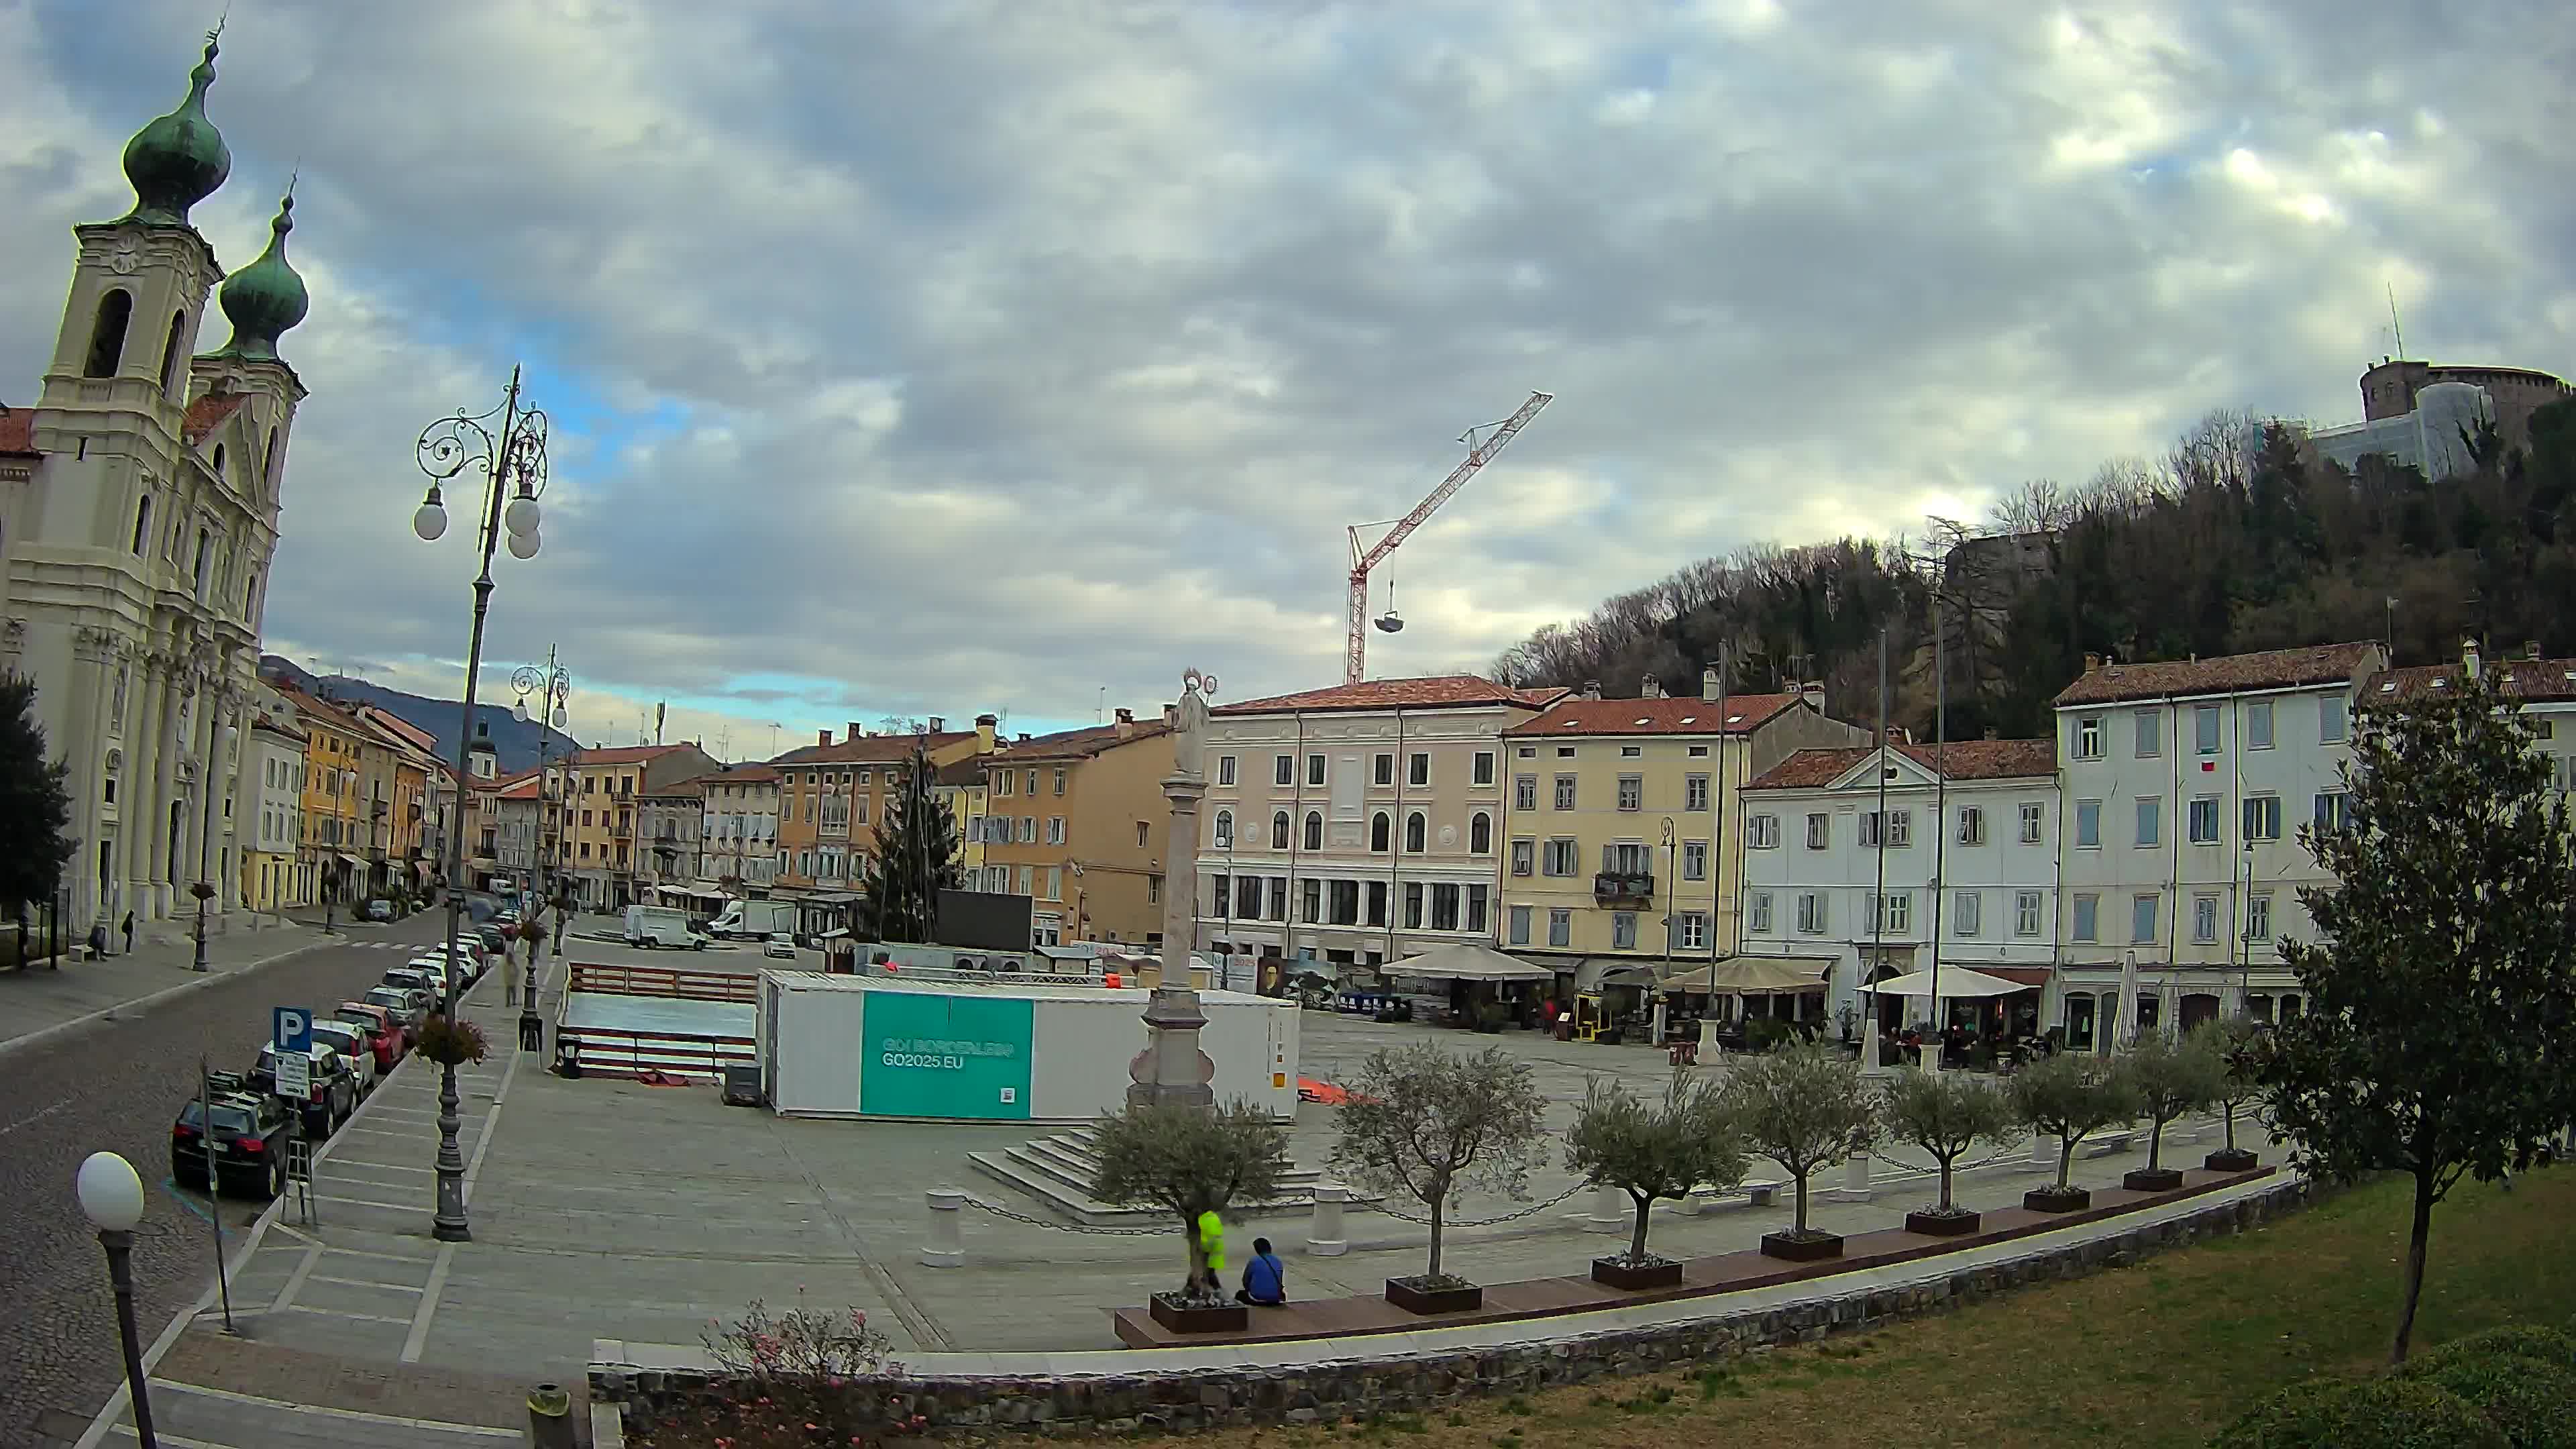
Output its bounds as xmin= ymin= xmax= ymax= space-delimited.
xmin=72 ymin=629 xmax=117 ymax=924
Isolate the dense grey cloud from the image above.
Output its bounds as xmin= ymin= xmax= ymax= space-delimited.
xmin=2 ymin=0 xmax=2569 ymax=751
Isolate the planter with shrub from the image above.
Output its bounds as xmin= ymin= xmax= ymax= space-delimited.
xmin=1564 ymin=1073 xmax=1745 ymax=1293
xmin=1383 ymin=1274 xmax=1484 ymax=1314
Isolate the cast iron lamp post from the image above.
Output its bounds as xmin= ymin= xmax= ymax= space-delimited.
xmin=77 ymin=1151 xmax=158 ymax=1448
xmin=411 ymin=365 xmax=549 ymax=1242
xmin=512 ymin=653 xmax=570 ymax=1012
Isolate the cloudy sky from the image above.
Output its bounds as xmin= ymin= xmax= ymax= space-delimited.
xmin=5 ymin=1 xmax=2570 ymax=755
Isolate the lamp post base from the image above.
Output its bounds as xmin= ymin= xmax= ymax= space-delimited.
xmin=99 ymin=1229 xmax=159 ymax=1448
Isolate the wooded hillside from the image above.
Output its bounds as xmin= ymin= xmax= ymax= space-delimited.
xmin=1489 ymin=396 xmax=2576 ymax=741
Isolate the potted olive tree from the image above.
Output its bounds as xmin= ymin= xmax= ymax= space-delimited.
xmin=1727 ymin=1041 xmax=1879 ymax=1261
xmin=2009 ymin=1053 xmax=2140 ymax=1212
xmin=1564 ymin=1072 xmax=1748 ymax=1289
xmin=1880 ymin=1068 xmax=2017 ymax=1236
xmin=2196 ymin=1018 xmax=2267 ymax=1172
xmin=1330 ymin=1044 xmax=1547 ymax=1313
xmin=1089 ymin=1101 xmax=1290 ymax=1334
xmin=2121 ymin=1027 xmax=2224 ymax=1191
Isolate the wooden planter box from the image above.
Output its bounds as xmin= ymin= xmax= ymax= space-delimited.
xmin=2123 ymin=1167 xmax=2186 ymax=1192
xmin=1904 ymin=1208 xmax=1981 ymax=1236
xmin=1758 ymin=1230 xmax=1843 ymax=1262
xmin=1591 ymin=1255 xmax=1684 ymax=1290
xmin=2024 ymin=1187 xmax=2092 ymax=1214
xmin=2204 ymin=1148 xmax=2259 ymax=1173
xmin=1147 ymin=1293 xmax=1248 ymax=1335
xmin=1385 ymin=1276 xmax=1483 ymax=1315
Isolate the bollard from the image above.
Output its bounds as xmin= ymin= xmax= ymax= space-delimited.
xmin=1307 ymin=1182 xmax=1349 ymax=1256
xmin=1827 ymin=1151 xmax=1873 ymax=1203
xmin=921 ymin=1188 xmax=966 ymax=1268
xmin=2028 ymin=1132 xmax=2056 ymax=1173
xmin=1583 ymin=1182 xmax=1625 ymax=1232
xmin=525 ymin=1382 xmax=575 ymax=1449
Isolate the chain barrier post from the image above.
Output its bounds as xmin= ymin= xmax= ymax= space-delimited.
xmin=2026 ymin=1131 xmax=2055 ymax=1173
xmin=1827 ymin=1150 xmax=1874 ymax=1203
xmin=921 ymin=1189 xmax=965 ymax=1268
xmin=1582 ymin=1183 xmax=1625 ymax=1232
xmin=1306 ymin=1182 xmax=1348 ymax=1257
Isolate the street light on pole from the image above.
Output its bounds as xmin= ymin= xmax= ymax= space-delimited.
xmin=513 ymin=652 xmax=571 ymax=1011
xmin=76 ymin=1151 xmax=158 ymax=1448
xmin=412 ymin=364 xmax=550 ymax=1243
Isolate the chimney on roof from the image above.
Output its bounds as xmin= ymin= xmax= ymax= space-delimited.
xmin=1582 ymin=680 xmax=1602 ymax=700
xmin=818 ymin=729 xmax=833 ymax=748
xmin=1641 ymin=676 xmax=1664 ymax=699
xmin=1116 ymin=707 xmax=1135 ymax=738
xmin=928 ymin=716 xmax=945 ymax=733
xmin=2463 ymin=637 xmax=2481 ymax=680
xmin=2525 ymin=641 xmax=2542 ymax=661
xmin=1800 ymin=682 xmax=1825 ymax=714
xmin=1701 ymin=665 xmax=1721 ymax=702
xmin=975 ymin=714 xmax=998 ymax=751
xmin=1017 ymin=733 xmax=1031 ymax=744
xmin=1984 ymin=727 xmax=1999 ymax=741
xmin=2083 ymin=652 xmax=2102 ymax=674
xmin=848 ymin=721 xmax=864 ymax=741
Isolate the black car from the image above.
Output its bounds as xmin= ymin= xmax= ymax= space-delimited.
xmin=171 ymin=1091 xmax=294 ymax=1199
xmin=248 ymin=1042 xmax=358 ymax=1137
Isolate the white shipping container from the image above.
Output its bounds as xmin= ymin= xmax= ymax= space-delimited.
xmin=757 ymin=970 xmax=1298 ymax=1122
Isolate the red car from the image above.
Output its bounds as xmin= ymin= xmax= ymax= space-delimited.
xmin=331 ymin=1001 xmax=406 ymax=1073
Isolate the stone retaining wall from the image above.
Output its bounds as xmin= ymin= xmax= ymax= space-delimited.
xmin=594 ymin=1179 xmax=2309 ymax=1438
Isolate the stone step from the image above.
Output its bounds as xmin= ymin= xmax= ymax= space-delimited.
xmin=967 ymin=1131 xmax=1373 ymax=1226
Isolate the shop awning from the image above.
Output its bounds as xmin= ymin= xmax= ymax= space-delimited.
xmin=337 ymin=853 xmax=366 ymax=871
xmin=1385 ymin=943 xmax=1554 ymax=983
xmin=1674 ymin=955 xmax=1833 ymax=994
xmin=1864 ymin=967 xmax=2025 ymax=998
xmin=1972 ymin=965 xmax=2054 ymax=988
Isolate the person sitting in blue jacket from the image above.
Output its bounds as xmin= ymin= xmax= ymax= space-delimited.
xmin=1235 ymin=1236 xmax=1287 ymax=1306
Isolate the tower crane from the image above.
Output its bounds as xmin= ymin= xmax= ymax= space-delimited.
xmin=1344 ymin=390 xmax=1553 ymax=684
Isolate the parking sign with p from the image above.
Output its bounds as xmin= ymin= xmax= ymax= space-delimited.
xmin=273 ymin=1006 xmax=312 ymax=1054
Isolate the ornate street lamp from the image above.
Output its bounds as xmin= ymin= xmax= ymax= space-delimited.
xmin=512 ymin=651 xmax=571 ymax=1009
xmin=411 ymin=366 xmax=549 ymax=1242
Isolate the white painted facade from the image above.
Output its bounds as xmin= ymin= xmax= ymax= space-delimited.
xmin=2051 ymin=646 xmax=2387 ymax=1047
xmin=1737 ymin=744 xmax=2061 ymax=1037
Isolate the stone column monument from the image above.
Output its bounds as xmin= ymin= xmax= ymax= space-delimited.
xmin=1127 ymin=668 xmax=1219 ymax=1113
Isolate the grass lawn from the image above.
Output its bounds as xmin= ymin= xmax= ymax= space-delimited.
xmin=1154 ymin=1169 xmax=2576 ymax=1449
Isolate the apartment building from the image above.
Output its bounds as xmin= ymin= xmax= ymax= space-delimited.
xmin=1194 ymin=676 xmax=1565 ymax=970
xmin=239 ymin=710 xmax=307 ymax=912
xmin=1497 ymin=672 xmax=1868 ymax=992
xmin=2373 ymin=644 xmax=2576 ymax=792
xmin=273 ymin=684 xmax=367 ymax=908
xmin=698 ymin=763 xmax=781 ymax=890
xmin=2052 ymin=642 xmax=2386 ymax=1046
xmin=979 ymin=710 xmax=1175 ymax=946
xmin=558 ymin=742 xmax=720 ymax=911
xmin=637 ymin=778 xmax=707 ymax=893
xmin=934 ymin=758 xmax=995 ymax=891
xmin=771 ymin=718 xmax=995 ymax=907
xmin=354 ymin=704 xmax=441 ymax=900
xmin=488 ymin=770 xmax=543 ymax=890
xmin=1737 ymin=738 xmax=2059 ymax=1037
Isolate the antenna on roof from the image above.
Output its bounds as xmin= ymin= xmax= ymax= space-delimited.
xmin=2387 ymin=282 xmax=2405 ymax=360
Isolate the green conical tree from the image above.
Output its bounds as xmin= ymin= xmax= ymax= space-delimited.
xmin=858 ymin=743 xmax=961 ymax=943
xmin=0 ymin=672 xmax=76 ymax=957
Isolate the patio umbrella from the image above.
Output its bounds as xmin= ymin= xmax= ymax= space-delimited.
xmin=2114 ymin=949 xmax=2140 ymax=1053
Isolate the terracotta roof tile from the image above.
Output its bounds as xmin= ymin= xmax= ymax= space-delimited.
xmin=182 ymin=393 xmax=249 ymax=445
xmin=1746 ymin=738 xmax=2057 ymax=792
xmin=0 ymin=407 xmax=36 ymax=457
xmin=997 ymin=720 xmax=1171 ymax=761
xmin=1503 ymin=694 xmax=1803 ymax=738
xmin=495 ymin=775 xmax=543 ymax=801
xmin=1214 ymin=675 xmax=1568 ymax=716
xmin=568 ymin=743 xmax=694 ymax=766
xmin=2052 ymin=643 xmax=2383 ymax=707
xmin=271 ymin=682 xmax=364 ymax=734
xmin=768 ymin=731 xmax=975 ymax=767
xmin=704 ymin=764 xmax=780 ymax=785
xmin=2369 ymin=658 xmax=2576 ymax=704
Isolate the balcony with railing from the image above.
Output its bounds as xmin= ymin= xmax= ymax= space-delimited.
xmin=1593 ymin=871 xmax=1655 ymax=906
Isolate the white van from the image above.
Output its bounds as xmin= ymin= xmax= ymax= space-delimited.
xmin=708 ymin=899 xmax=798 ymax=940
xmin=623 ymin=904 xmax=704 ymax=950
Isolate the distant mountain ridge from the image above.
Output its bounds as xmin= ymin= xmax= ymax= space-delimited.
xmin=258 ymin=655 xmax=580 ymax=777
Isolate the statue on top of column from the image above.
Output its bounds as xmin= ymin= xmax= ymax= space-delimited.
xmin=1172 ymin=667 xmax=1217 ymax=780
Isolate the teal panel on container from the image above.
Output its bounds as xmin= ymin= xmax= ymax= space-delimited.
xmin=859 ymin=991 xmax=1034 ymax=1120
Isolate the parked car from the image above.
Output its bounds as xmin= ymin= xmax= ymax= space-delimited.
xmin=331 ymin=1002 xmax=406 ymax=1070
xmin=250 ymin=1042 xmax=357 ymax=1136
xmin=382 ymin=966 xmax=440 ymax=1001
xmin=307 ymin=1020 xmax=380 ymax=1097
xmin=365 ymin=898 xmax=394 ymax=922
xmin=475 ymin=924 xmax=510 ymax=955
xmin=362 ymin=985 xmax=429 ymax=1044
xmin=171 ymin=1091 xmax=293 ymax=1199
xmin=763 ymin=934 xmax=798 ymax=961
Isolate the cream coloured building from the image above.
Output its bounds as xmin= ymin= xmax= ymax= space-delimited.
xmin=0 ymin=36 xmax=310 ymax=934
xmin=1193 ymin=676 xmax=1566 ymax=970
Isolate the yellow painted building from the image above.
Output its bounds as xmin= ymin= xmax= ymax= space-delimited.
xmin=980 ymin=710 xmax=1173 ymax=946
xmin=1497 ymin=676 xmax=1866 ymax=989
xmin=274 ymin=684 xmax=368 ymax=908
xmin=557 ymin=743 xmax=721 ymax=911
xmin=933 ymin=757 xmax=991 ymax=885
xmin=239 ymin=711 xmax=306 ymax=912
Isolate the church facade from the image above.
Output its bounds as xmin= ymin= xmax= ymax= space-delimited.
xmin=0 ymin=32 xmax=311 ymax=937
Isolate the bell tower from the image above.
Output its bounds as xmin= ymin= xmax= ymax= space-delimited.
xmin=31 ymin=30 xmax=232 ymax=549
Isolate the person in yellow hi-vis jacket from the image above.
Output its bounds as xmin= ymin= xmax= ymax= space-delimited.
xmin=1195 ymin=1210 xmax=1226 ymax=1298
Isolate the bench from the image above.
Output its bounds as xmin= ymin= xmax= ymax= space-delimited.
xmin=2082 ymin=1130 xmax=2137 ymax=1159
xmin=1687 ymin=1178 xmax=1786 ymax=1214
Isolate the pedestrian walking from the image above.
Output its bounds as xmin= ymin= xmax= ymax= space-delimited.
xmin=120 ymin=910 xmax=135 ymax=955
